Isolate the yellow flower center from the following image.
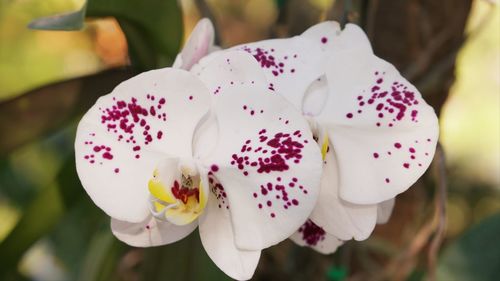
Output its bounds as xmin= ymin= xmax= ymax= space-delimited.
xmin=148 ymin=166 xmax=207 ymax=225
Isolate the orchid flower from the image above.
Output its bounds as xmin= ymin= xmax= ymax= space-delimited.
xmin=75 ymin=48 xmax=323 ymax=279
xmin=182 ymin=19 xmax=438 ymax=251
xmin=235 ymin=22 xmax=439 ymax=248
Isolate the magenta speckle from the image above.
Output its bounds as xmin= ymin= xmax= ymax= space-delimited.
xmin=298 ymin=220 xmax=325 ymax=246
xmin=103 ymin=152 xmax=113 ymax=160
xmin=95 ymin=95 xmax=168 ymax=163
xmin=231 ymin=130 xmax=308 ymax=214
xmin=210 ymin=165 xmax=219 ymax=172
xmin=352 ymin=73 xmax=421 ymax=126
xmin=240 ymin=46 xmax=295 ymax=78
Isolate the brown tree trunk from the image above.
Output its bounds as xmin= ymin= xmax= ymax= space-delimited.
xmin=366 ymin=0 xmax=473 ymax=115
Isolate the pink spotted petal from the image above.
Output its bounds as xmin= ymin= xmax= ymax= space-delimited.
xmin=227 ymin=35 xmax=326 ymax=110
xmin=111 ymin=216 xmax=197 ymax=247
xmin=310 ymin=147 xmax=378 ymax=241
xmin=301 ymin=22 xmax=372 ymax=54
xmin=290 ymin=219 xmax=343 ymax=255
xmin=318 ymin=46 xmax=439 ymax=205
xmin=199 ymin=183 xmax=261 ymax=281
xmin=75 ymin=68 xmax=211 ymax=222
xmin=197 ymin=51 xmax=323 ymax=251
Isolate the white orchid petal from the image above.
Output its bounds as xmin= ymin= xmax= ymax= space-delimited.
xmin=173 ymin=18 xmax=215 ymax=70
xmin=228 ymin=36 xmax=325 ymax=109
xmin=318 ymin=46 xmax=439 ymax=205
xmin=311 ymin=23 xmax=372 ymax=53
xmin=377 ymin=198 xmax=396 ymax=224
xmin=111 ymin=216 xmax=197 ymax=247
xmin=310 ymin=147 xmax=377 ymax=241
xmin=290 ymin=219 xmax=344 ymax=255
xmin=302 ymin=75 xmax=329 ymax=116
xmin=196 ymin=51 xmax=323 ymax=250
xmin=300 ymin=21 xmax=342 ymax=51
xmin=75 ymin=68 xmax=211 ymax=222
xmin=199 ymin=183 xmax=261 ymax=281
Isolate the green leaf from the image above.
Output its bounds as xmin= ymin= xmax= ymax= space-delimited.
xmin=141 ymin=232 xmax=231 ymax=281
xmin=327 ymin=266 xmax=347 ymax=281
xmin=28 ymin=0 xmax=183 ymax=70
xmin=0 ymin=68 xmax=135 ymax=157
xmin=78 ymin=226 xmax=127 ymax=281
xmin=86 ymin=0 xmax=183 ymax=70
xmin=28 ymin=3 xmax=87 ymax=31
xmin=0 ymin=155 xmax=84 ymax=275
xmin=437 ymin=212 xmax=500 ymax=281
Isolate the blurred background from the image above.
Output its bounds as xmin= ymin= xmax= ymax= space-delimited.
xmin=0 ymin=0 xmax=498 ymax=280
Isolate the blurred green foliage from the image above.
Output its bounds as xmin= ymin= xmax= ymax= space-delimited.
xmin=28 ymin=0 xmax=183 ymax=70
xmin=28 ymin=3 xmax=87 ymax=30
xmin=437 ymin=212 xmax=500 ymax=281
xmin=0 ymin=0 xmax=99 ymax=100
xmin=0 ymin=69 xmax=135 ymax=156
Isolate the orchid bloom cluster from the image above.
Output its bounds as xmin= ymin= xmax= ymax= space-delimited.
xmin=75 ymin=19 xmax=439 ymax=280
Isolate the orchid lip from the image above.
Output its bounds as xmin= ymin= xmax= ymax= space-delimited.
xmin=148 ymin=160 xmax=207 ymax=225
xmin=304 ymin=117 xmax=329 ymax=161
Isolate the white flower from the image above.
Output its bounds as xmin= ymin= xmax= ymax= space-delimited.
xmin=75 ymin=48 xmax=323 ymax=279
xmin=183 ymin=19 xmax=439 ymax=250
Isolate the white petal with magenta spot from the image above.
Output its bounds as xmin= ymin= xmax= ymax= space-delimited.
xmin=228 ymin=36 xmax=325 ymax=109
xmin=197 ymin=51 xmax=323 ymax=251
xmin=310 ymin=148 xmax=378 ymax=241
xmin=75 ymin=68 xmax=211 ymax=222
xmin=318 ymin=47 xmax=439 ymax=205
xmin=111 ymin=216 xmax=197 ymax=247
xmin=290 ymin=219 xmax=343 ymax=255
xmin=301 ymin=22 xmax=372 ymax=57
xmin=199 ymin=187 xmax=260 ymax=281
